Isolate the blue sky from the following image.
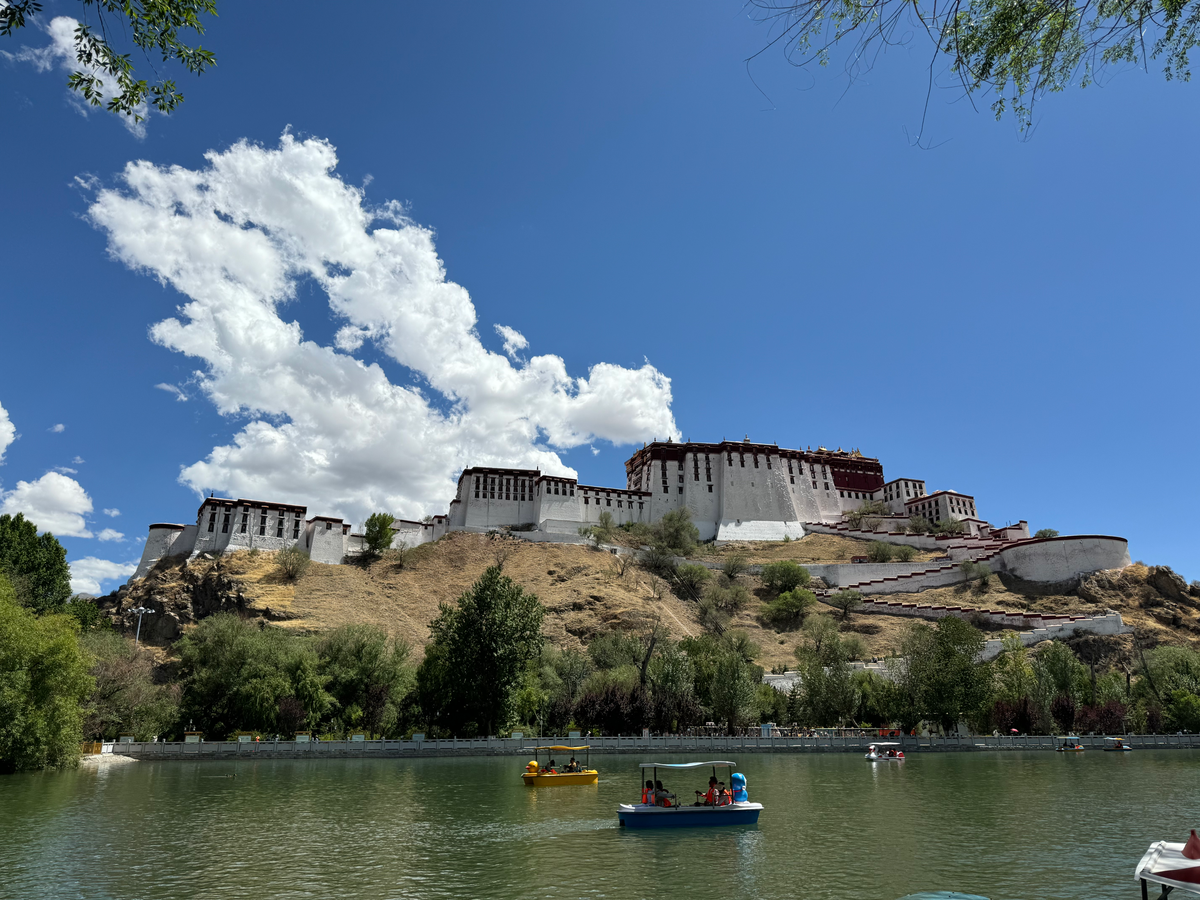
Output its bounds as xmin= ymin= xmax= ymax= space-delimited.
xmin=1 ymin=2 xmax=1196 ymax=595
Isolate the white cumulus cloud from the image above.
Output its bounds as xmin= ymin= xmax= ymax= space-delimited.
xmin=86 ymin=134 xmax=678 ymax=524
xmin=104 ymin=507 xmax=120 ymax=517
xmin=97 ymin=528 xmax=124 ymax=542
xmin=49 ymin=423 xmax=65 ymax=433
xmin=2 ymin=16 xmax=147 ymax=137
xmin=0 ymin=471 xmax=94 ymax=537
xmin=69 ymin=557 xmax=137 ymax=595
xmin=0 ymin=401 xmax=15 ymax=464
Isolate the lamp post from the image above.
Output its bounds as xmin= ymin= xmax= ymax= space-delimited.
xmin=132 ymin=606 xmax=154 ymax=646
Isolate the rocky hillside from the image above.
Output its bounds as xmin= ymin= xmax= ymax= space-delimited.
xmin=100 ymin=532 xmax=1200 ymax=673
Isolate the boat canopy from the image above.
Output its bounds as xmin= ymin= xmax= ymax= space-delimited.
xmin=868 ymin=742 xmax=900 ymax=746
xmin=526 ymin=745 xmax=590 ymax=752
xmin=638 ymin=760 xmax=737 ymax=769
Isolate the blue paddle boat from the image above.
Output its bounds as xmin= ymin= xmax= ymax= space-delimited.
xmin=617 ymin=760 xmax=762 ymax=828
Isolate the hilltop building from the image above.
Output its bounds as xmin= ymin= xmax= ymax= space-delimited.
xmin=131 ymin=438 xmax=1015 ymax=579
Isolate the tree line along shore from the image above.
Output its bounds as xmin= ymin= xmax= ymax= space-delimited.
xmin=2 ymin=509 xmax=1199 ymax=774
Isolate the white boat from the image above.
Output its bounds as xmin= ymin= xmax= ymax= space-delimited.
xmin=1104 ymin=737 xmax=1132 ymax=752
xmin=865 ymin=742 xmax=905 ymax=761
xmin=617 ymin=760 xmax=763 ymax=829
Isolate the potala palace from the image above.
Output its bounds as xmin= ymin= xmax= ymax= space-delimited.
xmin=131 ymin=438 xmax=1131 ymax=595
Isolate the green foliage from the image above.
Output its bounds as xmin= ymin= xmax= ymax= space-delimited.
xmin=650 ymin=508 xmax=699 ymax=556
xmin=0 ymin=574 xmax=93 ymax=772
xmin=827 ymin=589 xmax=863 ymax=620
xmin=933 ymin=517 xmax=965 ymax=535
xmin=755 ymin=682 xmax=789 ymax=724
xmin=81 ymin=631 xmax=179 ymax=741
xmin=761 ymin=588 xmax=817 ymax=630
xmin=760 ymin=560 xmax=811 ymax=593
xmin=424 ymin=566 xmax=545 ymax=735
xmin=640 ymin=545 xmax=678 ymax=578
xmin=897 ymin=617 xmax=991 ymax=733
xmin=646 ymin=644 xmax=702 ymax=732
xmin=673 ymin=563 xmax=711 ymax=601
xmin=1 ymin=0 xmax=218 ymax=123
xmin=893 ymin=544 xmax=917 ymax=562
xmin=587 ymin=630 xmax=644 ymax=671
xmin=66 ymin=597 xmax=108 ymax=632
xmin=363 ymin=512 xmax=396 ymax=555
xmin=0 ymin=513 xmax=72 ymax=614
xmin=316 ymin=625 xmax=413 ymax=736
xmin=1167 ymin=690 xmax=1200 ymax=732
xmin=594 ymin=511 xmax=616 ymax=543
xmin=175 ymin=613 xmax=331 ymax=738
xmin=750 ymin=0 xmax=1200 ymax=130
xmin=960 ymin=560 xmax=992 ymax=589
xmin=866 ymin=541 xmax=894 ymax=563
xmin=790 ymin=614 xmax=861 ymax=726
xmin=710 ymin=649 xmax=758 ymax=733
xmin=721 ymin=553 xmax=749 ymax=579
xmin=907 ymin=515 xmax=931 ymax=535
xmin=1034 ymin=528 xmax=1060 ymax=539
xmin=698 ymin=579 xmax=752 ymax=634
xmin=275 ymin=545 xmax=311 ymax=580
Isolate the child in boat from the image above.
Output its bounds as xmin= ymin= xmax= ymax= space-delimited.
xmin=546 ymin=759 xmax=558 ymax=774
xmin=565 ymin=757 xmax=579 ymax=772
xmin=718 ymin=782 xmax=731 ymax=805
xmin=694 ymin=776 xmax=720 ymax=806
xmin=642 ymin=780 xmax=654 ymax=804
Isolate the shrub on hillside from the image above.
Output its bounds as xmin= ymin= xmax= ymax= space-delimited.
xmin=650 ymin=509 xmax=699 ymax=556
xmin=363 ymin=512 xmax=397 ymax=555
xmin=866 ymin=541 xmax=894 ymax=563
xmin=893 ymin=544 xmax=917 ymax=562
xmin=827 ymin=589 xmax=863 ymax=620
xmin=276 ymin=546 xmax=311 ymax=580
xmin=906 ymin=515 xmax=931 ymax=535
xmin=673 ymin=563 xmax=711 ymax=601
xmin=845 ymin=500 xmax=889 ymax=530
xmin=761 ymin=588 xmax=817 ymax=630
xmin=721 ymin=553 xmax=749 ymax=579
xmin=640 ymin=546 xmax=678 ymax=578
xmin=933 ymin=517 xmax=965 ymax=536
xmin=760 ymin=560 xmax=810 ymax=594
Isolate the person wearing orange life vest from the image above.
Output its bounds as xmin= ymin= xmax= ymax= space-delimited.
xmin=642 ymin=779 xmax=654 ymax=804
xmin=694 ymin=776 xmax=719 ymax=806
xmin=653 ymin=780 xmax=675 ymax=807
xmin=718 ymin=782 xmax=732 ymax=805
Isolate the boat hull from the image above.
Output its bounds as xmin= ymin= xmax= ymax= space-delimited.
xmin=617 ymin=803 xmax=762 ymax=828
xmin=522 ymin=771 xmax=599 ymax=786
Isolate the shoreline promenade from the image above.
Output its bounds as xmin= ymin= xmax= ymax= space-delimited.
xmin=100 ymin=732 xmax=1199 ymax=761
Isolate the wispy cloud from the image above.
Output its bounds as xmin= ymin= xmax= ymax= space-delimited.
xmin=97 ymin=527 xmax=124 ymax=542
xmin=49 ymin=423 xmax=65 ymax=433
xmin=72 ymin=456 xmax=85 ymax=464
xmin=154 ymin=383 xmax=188 ymax=402
xmin=87 ymin=134 xmax=678 ymax=524
xmin=53 ymin=466 xmax=78 ymax=474
xmin=494 ymin=324 xmax=529 ymax=359
xmin=103 ymin=507 xmax=120 ymax=517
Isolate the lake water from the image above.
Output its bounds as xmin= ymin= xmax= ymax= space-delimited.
xmin=2 ymin=751 xmax=1197 ymax=900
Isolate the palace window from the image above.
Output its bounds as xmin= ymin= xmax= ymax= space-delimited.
xmin=222 ymin=513 xmax=230 ymax=534
xmin=208 ymin=512 xmax=216 ymax=533
xmin=678 ymin=487 xmax=683 ymax=494
xmin=707 ymin=485 xmax=713 ymax=492
xmin=240 ymin=513 xmax=248 ymax=534
xmin=638 ymin=502 xmax=644 ymax=510
xmin=740 ymin=456 xmax=745 ymax=467
xmin=823 ymin=482 xmax=829 ymax=491
xmin=293 ymin=520 xmax=300 ymax=539
xmin=326 ymin=522 xmax=332 ymax=531
xmin=790 ymin=476 xmax=795 ymax=484
xmin=277 ymin=518 xmax=285 ymax=538
xmin=678 ymin=475 xmax=683 ymax=484
xmin=584 ymin=497 xmax=589 ymax=505
xmin=812 ymin=481 xmax=817 ymax=489
xmin=663 ymin=487 xmax=669 ymax=494
xmin=259 ymin=514 xmax=267 ymax=536
xmin=606 ymin=499 xmax=611 ymax=506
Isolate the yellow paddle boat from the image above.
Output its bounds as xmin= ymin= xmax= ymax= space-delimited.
xmin=522 ymin=745 xmax=599 ymax=786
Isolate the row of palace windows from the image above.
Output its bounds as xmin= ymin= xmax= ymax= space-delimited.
xmin=207 ymin=509 xmax=300 ymax=539
xmin=474 ymin=475 xmax=532 ymax=501
xmin=584 ymin=497 xmax=645 ymax=509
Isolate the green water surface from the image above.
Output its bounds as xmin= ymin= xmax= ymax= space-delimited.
xmin=1 ymin=751 xmax=1196 ymax=900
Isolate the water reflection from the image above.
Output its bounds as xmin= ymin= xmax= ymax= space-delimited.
xmin=1 ymin=751 xmax=1198 ymax=900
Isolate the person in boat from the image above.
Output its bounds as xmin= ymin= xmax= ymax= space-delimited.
xmin=564 ymin=757 xmax=579 ymax=772
xmin=653 ymin=780 xmax=675 ymax=807
xmin=694 ymin=776 xmax=720 ymax=806
xmin=546 ymin=759 xmax=558 ymax=774
xmin=642 ymin=779 xmax=655 ymax=804
xmin=718 ymin=782 xmax=731 ymax=805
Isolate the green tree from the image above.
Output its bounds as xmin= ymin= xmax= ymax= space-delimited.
xmin=1034 ymin=529 xmax=1060 ymax=539
xmin=907 ymin=515 xmax=931 ymax=535
xmin=790 ymin=614 xmax=860 ymax=726
xmin=175 ymin=613 xmax=331 ymax=738
xmin=81 ymin=631 xmax=179 ymax=741
xmin=651 ymin=508 xmax=699 ymax=556
xmin=363 ymin=512 xmax=396 ymax=555
xmin=316 ymin=625 xmax=412 ymax=736
xmin=760 ymin=560 xmax=811 ymax=593
xmin=828 ymin=589 xmax=863 ymax=620
xmin=0 ymin=513 xmax=72 ymax=614
xmin=710 ymin=647 xmax=758 ymax=734
xmin=866 ymin=541 xmax=894 ymax=563
xmin=893 ymin=544 xmax=918 ymax=562
xmin=425 ymin=566 xmax=545 ymax=736
xmin=588 ymin=630 xmax=644 ymax=670
xmin=673 ymin=563 xmax=711 ymax=601
xmin=762 ymin=587 xmax=817 ymax=630
xmin=0 ymin=573 xmax=92 ymax=772
xmin=898 ymin=617 xmax=991 ymax=734
xmin=646 ymin=643 xmax=701 ymax=732
xmin=749 ymin=0 xmax=1200 ymax=130
xmin=2 ymin=0 xmax=218 ymax=123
